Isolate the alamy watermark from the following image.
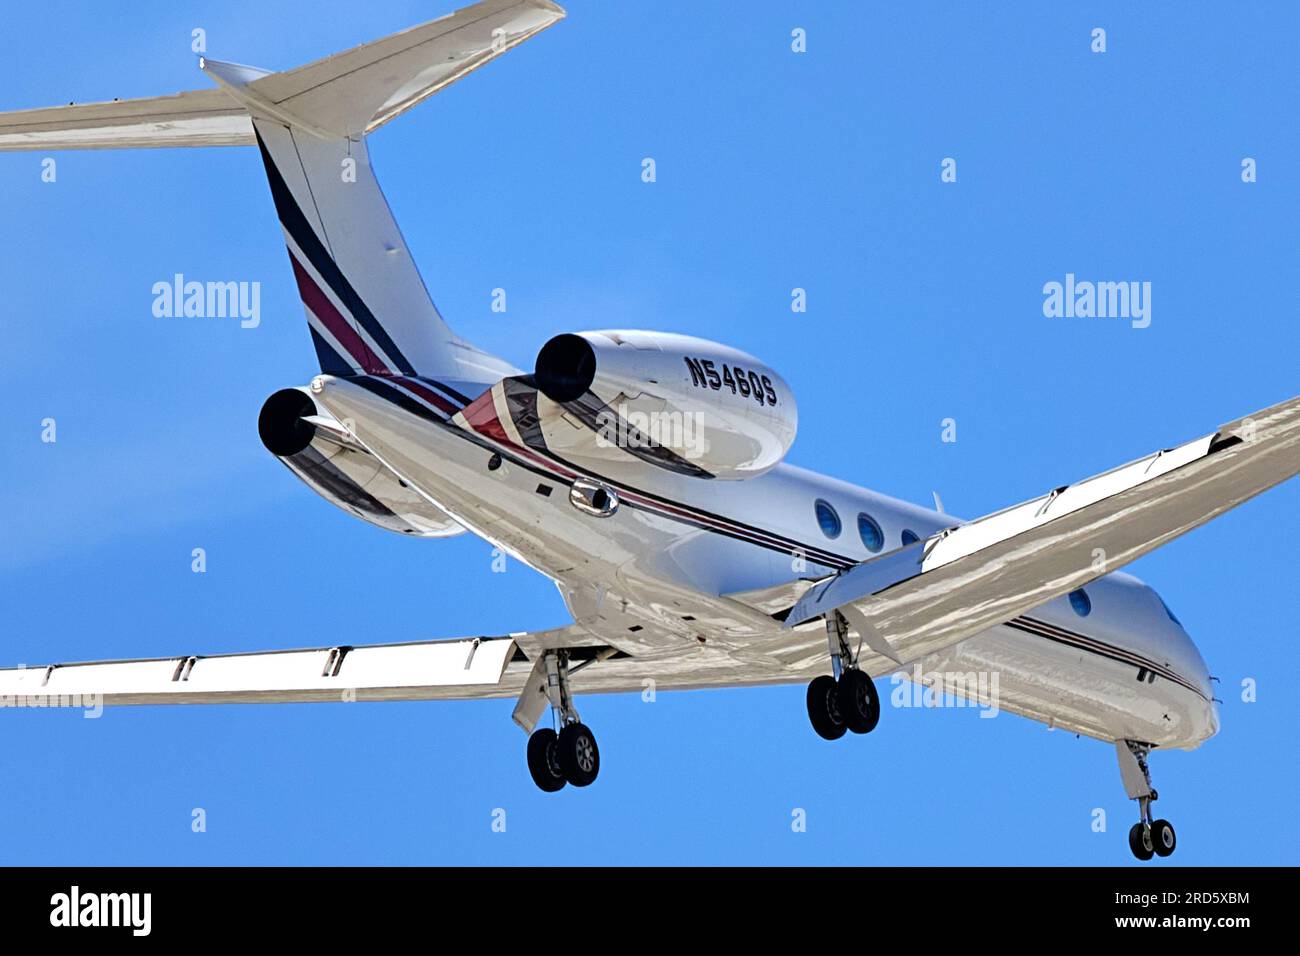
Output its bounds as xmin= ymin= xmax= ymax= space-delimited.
xmin=1 ymin=665 xmax=102 ymax=717
xmin=152 ymin=274 xmax=261 ymax=329
xmin=50 ymin=886 xmax=151 ymax=936
xmin=0 ymin=689 xmax=103 ymax=718
xmin=594 ymin=405 xmax=708 ymax=460
xmin=890 ymin=663 xmax=1001 ymax=718
xmin=1043 ymin=273 xmax=1151 ymax=329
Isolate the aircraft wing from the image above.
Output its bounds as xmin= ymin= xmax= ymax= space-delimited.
xmin=784 ymin=395 xmax=1300 ymax=666
xmin=0 ymin=632 xmax=536 ymax=707
xmin=0 ymin=621 xmax=787 ymax=712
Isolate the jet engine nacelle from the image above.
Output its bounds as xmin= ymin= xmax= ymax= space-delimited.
xmin=533 ymin=330 xmax=797 ymax=479
xmin=258 ymin=388 xmax=465 ymax=537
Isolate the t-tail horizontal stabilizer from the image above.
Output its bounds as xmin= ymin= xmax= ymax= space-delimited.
xmin=0 ymin=0 xmax=566 ymax=151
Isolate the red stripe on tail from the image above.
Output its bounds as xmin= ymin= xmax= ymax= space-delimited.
xmin=289 ymin=253 xmax=387 ymax=375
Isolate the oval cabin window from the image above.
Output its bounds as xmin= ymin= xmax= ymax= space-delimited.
xmin=857 ymin=513 xmax=884 ymax=553
xmin=814 ymin=499 xmax=842 ymax=539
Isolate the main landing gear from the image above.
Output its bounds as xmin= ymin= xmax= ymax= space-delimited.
xmin=524 ymin=649 xmax=600 ymax=792
xmin=806 ymin=612 xmax=880 ymax=740
xmin=1117 ymin=740 xmax=1177 ymax=861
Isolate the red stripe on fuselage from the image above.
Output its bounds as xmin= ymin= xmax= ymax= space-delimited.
xmin=459 ymin=388 xmax=580 ymax=477
xmin=371 ymin=382 xmax=856 ymax=569
xmin=393 ymin=377 xmax=459 ymax=416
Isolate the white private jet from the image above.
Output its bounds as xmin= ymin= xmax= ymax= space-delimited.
xmin=2 ymin=0 xmax=1297 ymax=861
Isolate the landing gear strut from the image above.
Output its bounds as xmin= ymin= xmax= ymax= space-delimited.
xmin=524 ymin=649 xmax=600 ymax=792
xmin=806 ymin=612 xmax=880 ymax=740
xmin=1117 ymin=740 xmax=1176 ymax=860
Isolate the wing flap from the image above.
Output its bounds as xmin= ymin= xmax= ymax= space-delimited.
xmin=0 ymin=635 xmax=520 ymax=706
xmin=788 ymin=395 xmax=1300 ymax=665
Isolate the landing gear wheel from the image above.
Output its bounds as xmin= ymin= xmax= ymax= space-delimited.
xmin=557 ymin=722 xmax=600 ymax=787
xmin=1151 ymin=819 xmax=1176 ymax=857
xmin=526 ymin=728 xmax=567 ymax=793
xmin=1128 ymin=822 xmax=1155 ymax=861
xmin=837 ymin=669 xmax=880 ymax=735
xmin=806 ymin=675 xmax=847 ymax=740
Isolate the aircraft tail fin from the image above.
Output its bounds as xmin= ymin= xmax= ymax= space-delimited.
xmin=0 ymin=0 xmax=565 ymax=382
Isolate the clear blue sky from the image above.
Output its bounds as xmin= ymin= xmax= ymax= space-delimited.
xmin=1 ymin=1 xmax=1295 ymax=865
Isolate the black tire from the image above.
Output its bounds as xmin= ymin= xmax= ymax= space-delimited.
xmin=557 ymin=722 xmax=600 ymax=787
xmin=1151 ymin=819 xmax=1176 ymax=857
xmin=526 ymin=728 xmax=567 ymax=793
xmin=806 ymin=675 xmax=846 ymax=740
xmin=1128 ymin=822 xmax=1155 ymax=861
xmin=837 ymin=669 xmax=880 ymax=735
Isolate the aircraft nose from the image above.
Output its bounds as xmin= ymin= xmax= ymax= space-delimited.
xmin=1205 ymin=699 xmax=1222 ymax=738
xmin=1174 ymin=624 xmax=1220 ymax=743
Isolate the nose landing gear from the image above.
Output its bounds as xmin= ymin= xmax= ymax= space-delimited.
xmin=806 ymin=612 xmax=881 ymax=740
xmin=1117 ymin=740 xmax=1177 ymax=860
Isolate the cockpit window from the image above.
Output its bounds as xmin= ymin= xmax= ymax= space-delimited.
xmin=814 ymin=499 xmax=841 ymax=539
xmin=901 ymin=529 xmax=920 ymax=546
